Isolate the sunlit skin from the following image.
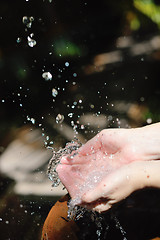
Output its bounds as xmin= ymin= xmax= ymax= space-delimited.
xmin=57 ymin=123 xmax=160 ymax=213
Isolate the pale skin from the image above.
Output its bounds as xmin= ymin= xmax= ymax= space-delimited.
xmin=80 ymin=122 xmax=160 ymax=212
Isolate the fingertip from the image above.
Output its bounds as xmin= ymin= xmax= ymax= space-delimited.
xmin=81 ymin=192 xmax=94 ymax=203
xmin=93 ymin=202 xmax=112 ymax=213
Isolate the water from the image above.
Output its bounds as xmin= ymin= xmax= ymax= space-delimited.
xmin=55 ymin=113 xmax=64 ymax=123
xmin=27 ymin=36 xmax=36 ymax=47
xmin=47 ymin=137 xmax=128 ymax=239
xmin=112 ymin=215 xmax=127 ymax=240
xmin=67 ymin=199 xmax=87 ymax=221
xmin=42 ymin=72 xmax=52 ymax=80
xmin=47 ymin=138 xmax=82 ymax=187
xmin=52 ymin=88 xmax=58 ymax=97
xmin=16 ymin=37 xmax=21 ymax=43
xmin=22 ymin=16 xmax=34 ymax=28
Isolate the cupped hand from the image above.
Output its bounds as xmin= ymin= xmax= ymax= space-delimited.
xmin=81 ymin=161 xmax=144 ymax=212
xmin=57 ymin=123 xmax=160 ymax=212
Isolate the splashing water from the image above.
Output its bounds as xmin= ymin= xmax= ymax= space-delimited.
xmin=22 ymin=16 xmax=34 ymax=28
xmin=112 ymin=214 xmax=127 ymax=240
xmin=67 ymin=199 xmax=87 ymax=221
xmin=27 ymin=36 xmax=36 ymax=47
xmin=47 ymin=138 xmax=128 ymax=239
xmin=52 ymin=88 xmax=58 ymax=97
xmin=42 ymin=72 xmax=52 ymax=81
xmin=55 ymin=114 xmax=64 ymax=123
xmin=47 ymin=138 xmax=88 ymax=220
xmin=47 ymin=138 xmax=82 ymax=188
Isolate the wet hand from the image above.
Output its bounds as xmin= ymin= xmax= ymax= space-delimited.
xmin=82 ymin=159 xmax=160 ymax=213
xmin=81 ymin=161 xmax=141 ymax=212
xmin=57 ymin=123 xmax=160 ymax=211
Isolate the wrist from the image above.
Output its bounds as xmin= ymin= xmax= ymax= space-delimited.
xmin=128 ymin=161 xmax=149 ymax=191
xmin=130 ymin=161 xmax=160 ymax=190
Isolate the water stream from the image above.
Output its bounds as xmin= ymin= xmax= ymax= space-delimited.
xmin=47 ymin=139 xmax=128 ymax=239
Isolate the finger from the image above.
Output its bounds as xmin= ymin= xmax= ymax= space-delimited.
xmin=92 ymin=201 xmax=112 ymax=213
xmin=82 ymin=184 xmax=107 ymax=203
xmin=78 ymin=133 xmax=102 ymax=156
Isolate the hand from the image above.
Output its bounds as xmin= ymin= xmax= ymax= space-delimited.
xmin=81 ymin=161 xmax=144 ymax=212
xmin=57 ymin=123 xmax=160 ymax=212
xmin=81 ymin=159 xmax=160 ymax=212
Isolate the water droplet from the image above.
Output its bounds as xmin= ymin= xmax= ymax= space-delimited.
xmin=22 ymin=16 xmax=29 ymax=25
xmin=90 ymin=104 xmax=94 ymax=109
xmin=29 ymin=16 xmax=34 ymax=22
xmin=22 ymin=16 xmax=34 ymax=28
xmin=30 ymin=33 xmax=34 ymax=38
xmin=65 ymin=62 xmax=69 ymax=67
xmin=16 ymin=37 xmax=22 ymax=43
xmin=109 ymin=154 xmax=114 ymax=159
xmin=73 ymin=73 xmax=77 ymax=77
xmin=56 ymin=114 xmax=64 ymax=124
xmin=113 ymin=216 xmax=127 ymax=239
xmin=27 ymin=36 xmax=36 ymax=47
xmin=126 ymin=175 xmax=130 ymax=180
xmin=68 ymin=113 xmax=74 ymax=118
xmin=42 ymin=72 xmax=52 ymax=81
xmin=31 ymin=118 xmax=35 ymax=124
xmin=26 ymin=22 xmax=32 ymax=28
xmin=52 ymin=88 xmax=58 ymax=97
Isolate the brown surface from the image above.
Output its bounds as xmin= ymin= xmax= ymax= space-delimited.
xmin=41 ymin=194 xmax=79 ymax=240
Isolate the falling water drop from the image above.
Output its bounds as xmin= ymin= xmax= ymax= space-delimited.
xmin=22 ymin=16 xmax=29 ymax=25
xmin=52 ymin=88 xmax=58 ymax=97
xmin=56 ymin=114 xmax=64 ymax=124
xmin=68 ymin=112 xmax=74 ymax=118
xmin=16 ymin=37 xmax=22 ymax=43
xmin=27 ymin=36 xmax=36 ymax=47
xmin=65 ymin=62 xmax=69 ymax=67
xmin=42 ymin=72 xmax=52 ymax=81
xmin=22 ymin=16 xmax=34 ymax=28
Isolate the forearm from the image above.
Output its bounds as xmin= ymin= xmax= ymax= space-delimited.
xmin=126 ymin=122 xmax=160 ymax=162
